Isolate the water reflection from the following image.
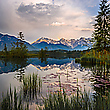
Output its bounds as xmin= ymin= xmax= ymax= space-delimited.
xmin=0 ymin=58 xmax=93 ymax=96
xmin=0 ymin=57 xmax=110 ymax=109
xmin=0 ymin=58 xmax=28 ymax=74
xmin=0 ymin=58 xmax=75 ymax=90
xmin=14 ymin=67 xmax=26 ymax=82
xmin=80 ymin=61 xmax=110 ymax=95
xmin=1 ymin=57 xmax=110 ymax=97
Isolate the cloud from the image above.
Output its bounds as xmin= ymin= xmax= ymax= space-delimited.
xmin=16 ymin=2 xmax=91 ymax=28
xmin=17 ymin=3 xmax=62 ymax=23
xmin=0 ymin=0 xmax=101 ymax=42
xmin=74 ymin=27 xmax=93 ymax=31
xmin=89 ymin=16 xmax=96 ymax=25
xmin=51 ymin=22 xmax=66 ymax=26
xmin=81 ymin=28 xmax=94 ymax=31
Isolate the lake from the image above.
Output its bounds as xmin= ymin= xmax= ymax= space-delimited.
xmin=0 ymin=58 xmax=93 ymax=94
xmin=0 ymin=57 xmax=110 ymax=109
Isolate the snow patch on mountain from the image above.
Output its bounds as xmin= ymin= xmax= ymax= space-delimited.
xmin=32 ymin=37 xmax=92 ymax=50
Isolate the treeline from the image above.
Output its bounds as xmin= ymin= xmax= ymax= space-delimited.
xmin=47 ymin=50 xmax=83 ymax=58
xmin=28 ymin=49 xmax=85 ymax=59
xmin=1 ymin=32 xmax=28 ymax=58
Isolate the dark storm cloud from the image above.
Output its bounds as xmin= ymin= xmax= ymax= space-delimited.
xmin=17 ymin=3 xmax=62 ymax=23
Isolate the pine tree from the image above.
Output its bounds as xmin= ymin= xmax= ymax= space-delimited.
xmin=3 ymin=44 xmax=7 ymax=53
xmin=3 ymin=43 xmax=8 ymax=56
xmin=93 ymin=0 xmax=110 ymax=51
xmin=18 ymin=32 xmax=25 ymax=49
xmin=11 ymin=32 xmax=28 ymax=57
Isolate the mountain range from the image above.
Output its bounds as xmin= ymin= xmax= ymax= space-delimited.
xmin=31 ymin=37 xmax=92 ymax=50
xmin=0 ymin=32 xmax=92 ymax=51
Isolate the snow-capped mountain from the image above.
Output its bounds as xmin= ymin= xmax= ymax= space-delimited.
xmin=32 ymin=37 xmax=92 ymax=50
xmin=0 ymin=33 xmax=36 ymax=51
xmin=0 ymin=32 xmax=92 ymax=51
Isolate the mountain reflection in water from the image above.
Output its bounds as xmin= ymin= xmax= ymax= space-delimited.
xmin=0 ymin=57 xmax=110 ymax=109
xmin=0 ymin=58 xmax=94 ymax=97
xmin=0 ymin=58 xmax=74 ymax=74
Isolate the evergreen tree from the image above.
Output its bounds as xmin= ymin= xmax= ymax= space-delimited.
xmin=11 ymin=32 xmax=28 ymax=57
xmin=37 ymin=47 xmax=48 ymax=63
xmin=3 ymin=43 xmax=8 ymax=56
xmin=3 ymin=44 xmax=7 ymax=53
xmin=18 ymin=32 xmax=25 ymax=49
xmin=93 ymin=0 xmax=110 ymax=51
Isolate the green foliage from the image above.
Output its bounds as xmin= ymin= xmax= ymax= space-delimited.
xmin=40 ymin=87 xmax=110 ymax=110
xmin=1 ymin=44 xmax=8 ymax=57
xmin=93 ymin=0 xmax=110 ymax=51
xmin=0 ymin=73 xmax=42 ymax=110
xmin=0 ymin=86 xmax=28 ymax=110
xmin=81 ymin=49 xmax=110 ymax=65
xmin=0 ymin=32 xmax=28 ymax=58
xmin=10 ymin=32 xmax=28 ymax=58
xmin=47 ymin=50 xmax=82 ymax=58
xmin=37 ymin=47 xmax=48 ymax=63
xmin=3 ymin=44 xmax=8 ymax=53
xmin=75 ymin=58 xmax=81 ymax=63
xmin=1 ymin=73 xmax=110 ymax=110
xmin=22 ymin=73 xmax=42 ymax=101
xmin=23 ymin=50 xmax=83 ymax=59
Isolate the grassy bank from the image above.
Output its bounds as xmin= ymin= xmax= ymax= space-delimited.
xmin=0 ymin=50 xmax=83 ymax=59
xmin=75 ymin=50 xmax=110 ymax=65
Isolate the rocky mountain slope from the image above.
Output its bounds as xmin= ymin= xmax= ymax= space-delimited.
xmin=0 ymin=32 xmax=92 ymax=51
xmin=32 ymin=37 xmax=92 ymax=50
xmin=0 ymin=33 xmax=36 ymax=51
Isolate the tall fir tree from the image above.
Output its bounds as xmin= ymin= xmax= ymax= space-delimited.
xmin=93 ymin=0 xmax=110 ymax=51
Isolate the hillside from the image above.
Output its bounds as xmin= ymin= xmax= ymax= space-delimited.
xmin=0 ymin=32 xmax=92 ymax=51
xmin=0 ymin=33 xmax=36 ymax=51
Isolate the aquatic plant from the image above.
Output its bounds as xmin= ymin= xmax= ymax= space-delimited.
xmin=37 ymin=86 xmax=110 ymax=110
xmin=22 ymin=73 xmax=42 ymax=100
xmin=0 ymin=86 xmax=29 ymax=110
xmin=0 ymin=73 xmax=42 ymax=110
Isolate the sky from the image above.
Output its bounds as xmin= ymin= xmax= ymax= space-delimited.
xmin=0 ymin=0 xmax=110 ymax=43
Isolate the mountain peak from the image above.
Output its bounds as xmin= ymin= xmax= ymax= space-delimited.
xmin=31 ymin=37 xmax=92 ymax=50
xmin=0 ymin=32 xmax=92 ymax=51
xmin=60 ymin=38 xmax=65 ymax=40
xmin=0 ymin=32 xmax=36 ymax=51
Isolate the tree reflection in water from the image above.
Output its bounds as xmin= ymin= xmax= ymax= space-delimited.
xmin=0 ymin=58 xmax=28 ymax=82
xmin=81 ymin=61 xmax=110 ymax=96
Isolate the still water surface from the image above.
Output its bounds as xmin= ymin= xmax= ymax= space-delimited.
xmin=0 ymin=58 xmax=95 ymax=98
xmin=1 ymin=58 xmax=110 ymax=109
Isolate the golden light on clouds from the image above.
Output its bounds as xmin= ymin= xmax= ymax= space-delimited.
xmin=0 ymin=0 xmax=103 ymax=42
